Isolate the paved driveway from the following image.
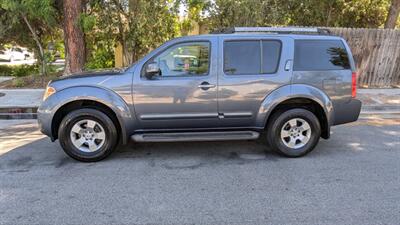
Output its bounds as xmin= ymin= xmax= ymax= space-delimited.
xmin=0 ymin=119 xmax=399 ymax=225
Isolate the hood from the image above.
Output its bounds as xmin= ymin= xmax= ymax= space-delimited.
xmin=54 ymin=68 xmax=126 ymax=81
xmin=49 ymin=68 xmax=128 ymax=90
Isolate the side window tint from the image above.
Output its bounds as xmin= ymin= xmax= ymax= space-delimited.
xmin=262 ymin=41 xmax=281 ymax=73
xmin=224 ymin=41 xmax=261 ymax=75
xmin=294 ymin=40 xmax=350 ymax=71
xmin=148 ymin=42 xmax=210 ymax=78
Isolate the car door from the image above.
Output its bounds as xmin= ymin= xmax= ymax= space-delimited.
xmin=133 ymin=37 xmax=219 ymax=130
xmin=12 ymin=48 xmax=24 ymax=60
xmin=217 ymin=36 xmax=293 ymax=128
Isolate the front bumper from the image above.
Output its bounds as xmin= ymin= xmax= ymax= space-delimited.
xmin=333 ymin=99 xmax=362 ymax=125
xmin=37 ymin=102 xmax=56 ymax=141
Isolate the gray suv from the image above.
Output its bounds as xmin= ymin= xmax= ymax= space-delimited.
xmin=38 ymin=27 xmax=362 ymax=162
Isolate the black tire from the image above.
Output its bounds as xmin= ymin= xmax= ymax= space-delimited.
xmin=266 ymin=108 xmax=321 ymax=157
xmin=58 ymin=108 xmax=118 ymax=162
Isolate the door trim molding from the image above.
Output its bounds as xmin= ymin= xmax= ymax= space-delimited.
xmin=140 ymin=113 xmax=218 ymax=120
xmin=222 ymin=112 xmax=253 ymax=118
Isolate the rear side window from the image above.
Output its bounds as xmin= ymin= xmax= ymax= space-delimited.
xmin=224 ymin=40 xmax=281 ymax=75
xmin=262 ymin=41 xmax=281 ymax=74
xmin=294 ymin=40 xmax=350 ymax=71
xmin=224 ymin=41 xmax=260 ymax=75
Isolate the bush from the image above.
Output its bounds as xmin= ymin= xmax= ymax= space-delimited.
xmin=0 ymin=65 xmax=13 ymax=76
xmin=12 ymin=77 xmax=26 ymax=87
xmin=85 ymin=42 xmax=115 ymax=69
xmin=0 ymin=65 xmax=39 ymax=77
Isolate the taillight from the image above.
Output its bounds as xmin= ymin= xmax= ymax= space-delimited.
xmin=351 ymin=72 xmax=357 ymax=98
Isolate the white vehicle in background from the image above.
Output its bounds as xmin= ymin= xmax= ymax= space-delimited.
xmin=0 ymin=47 xmax=33 ymax=62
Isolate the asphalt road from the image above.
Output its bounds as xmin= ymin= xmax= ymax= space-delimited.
xmin=0 ymin=118 xmax=399 ymax=225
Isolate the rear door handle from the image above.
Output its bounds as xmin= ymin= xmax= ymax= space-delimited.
xmin=284 ymin=60 xmax=292 ymax=71
xmin=198 ymin=82 xmax=216 ymax=90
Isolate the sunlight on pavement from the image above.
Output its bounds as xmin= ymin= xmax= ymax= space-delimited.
xmin=352 ymin=117 xmax=400 ymax=126
xmin=382 ymin=130 xmax=400 ymax=136
xmin=384 ymin=142 xmax=400 ymax=147
xmin=0 ymin=122 xmax=44 ymax=156
xmin=347 ymin=142 xmax=364 ymax=151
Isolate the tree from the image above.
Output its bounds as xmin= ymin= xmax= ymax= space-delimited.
xmin=62 ymin=0 xmax=86 ymax=74
xmin=208 ymin=0 xmax=287 ymax=29
xmin=0 ymin=0 xmax=57 ymax=76
xmin=179 ymin=0 xmax=212 ymax=35
xmin=206 ymin=0 xmax=391 ymax=30
xmin=385 ymin=0 xmax=400 ymax=28
xmin=82 ymin=0 xmax=180 ymax=67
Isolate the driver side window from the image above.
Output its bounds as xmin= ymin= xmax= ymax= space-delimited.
xmin=143 ymin=42 xmax=210 ymax=79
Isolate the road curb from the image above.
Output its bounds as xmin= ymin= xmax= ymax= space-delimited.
xmin=0 ymin=107 xmax=38 ymax=119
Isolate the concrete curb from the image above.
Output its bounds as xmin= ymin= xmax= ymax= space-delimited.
xmin=0 ymin=106 xmax=38 ymax=119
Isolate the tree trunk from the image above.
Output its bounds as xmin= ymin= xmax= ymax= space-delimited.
xmin=385 ymin=0 xmax=400 ymax=29
xmin=63 ymin=31 xmax=71 ymax=74
xmin=22 ymin=14 xmax=46 ymax=77
xmin=63 ymin=0 xmax=86 ymax=75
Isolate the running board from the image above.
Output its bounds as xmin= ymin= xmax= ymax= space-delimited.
xmin=131 ymin=131 xmax=260 ymax=142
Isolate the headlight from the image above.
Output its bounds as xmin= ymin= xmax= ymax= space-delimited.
xmin=43 ymin=85 xmax=56 ymax=101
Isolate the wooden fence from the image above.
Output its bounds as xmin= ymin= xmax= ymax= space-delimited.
xmin=328 ymin=28 xmax=400 ymax=88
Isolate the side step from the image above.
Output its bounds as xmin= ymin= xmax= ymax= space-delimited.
xmin=131 ymin=131 xmax=260 ymax=142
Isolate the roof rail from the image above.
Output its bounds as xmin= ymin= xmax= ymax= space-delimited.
xmin=211 ymin=27 xmax=331 ymax=35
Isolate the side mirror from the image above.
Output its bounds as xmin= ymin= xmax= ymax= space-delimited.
xmin=145 ymin=62 xmax=160 ymax=80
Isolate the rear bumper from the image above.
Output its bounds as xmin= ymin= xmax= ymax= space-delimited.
xmin=333 ymin=99 xmax=362 ymax=125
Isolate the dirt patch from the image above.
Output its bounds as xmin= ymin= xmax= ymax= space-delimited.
xmin=351 ymin=117 xmax=400 ymax=126
xmin=0 ymin=73 xmax=61 ymax=89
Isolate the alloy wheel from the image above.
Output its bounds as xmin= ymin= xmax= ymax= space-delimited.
xmin=69 ymin=119 xmax=106 ymax=152
xmin=280 ymin=118 xmax=312 ymax=149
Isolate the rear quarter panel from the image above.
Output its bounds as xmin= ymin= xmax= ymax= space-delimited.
xmin=291 ymin=36 xmax=357 ymax=125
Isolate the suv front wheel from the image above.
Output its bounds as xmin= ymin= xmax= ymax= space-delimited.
xmin=58 ymin=108 xmax=118 ymax=162
xmin=266 ymin=108 xmax=321 ymax=157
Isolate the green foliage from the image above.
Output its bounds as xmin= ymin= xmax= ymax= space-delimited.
xmin=284 ymin=0 xmax=390 ymax=28
xmin=0 ymin=65 xmax=13 ymax=76
xmin=208 ymin=0 xmax=288 ymax=28
xmin=12 ymin=77 xmax=26 ymax=87
xmin=84 ymin=0 xmax=181 ymax=66
xmin=206 ymin=0 xmax=392 ymax=30
xmin=85 ymin=42 xmax=115 ymax=69
xmin=179 ymin=0 xmax=211 ymax=34
xmin=79 ymin=14 xmax=96 ymax=33
xmin=0 ymin=64 xmax=39 ymax=77
xmin=0 ymin=0 xmax=59 ymax=75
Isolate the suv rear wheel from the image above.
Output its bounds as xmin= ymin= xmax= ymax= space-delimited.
xmin=58 ymin=108 xmax=118 ymax=162
xmin=266 ymin=108 xmax=321 ymax=157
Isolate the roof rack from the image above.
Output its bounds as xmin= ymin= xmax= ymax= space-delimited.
xmin=211 ymin=27 xmax=331 ymax=35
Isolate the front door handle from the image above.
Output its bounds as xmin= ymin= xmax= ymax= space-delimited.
xmin=198 ymin=82 xmax=216 ymax=90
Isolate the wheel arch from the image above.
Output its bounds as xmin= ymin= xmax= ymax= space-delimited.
xmin=256 ymin=84 xmax=334 ymax=139
xmin=52 ymin=100 xmax=123 ymax=142
xmin=40 ymin=86 xmax=135 ymax=144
